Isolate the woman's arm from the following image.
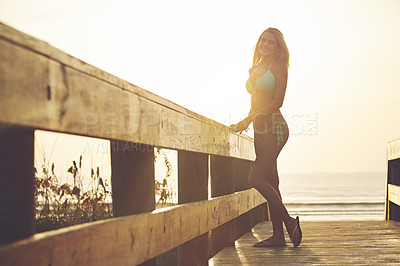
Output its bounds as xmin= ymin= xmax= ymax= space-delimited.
xmin=229 ymin=106 xmax=252 ymax=133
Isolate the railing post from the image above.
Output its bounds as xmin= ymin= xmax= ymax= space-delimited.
xmin=177 ymin=150 xmax=208 ymax=266
xmin=233 ymin=158 xmax=253 ymax=239
xmin=209 ymin=155 xmax=235 ymax=257
xmin=386 ymin=158 xmax=400 ymax=221
xmin=0 ymin=125 xmax=35 ymax=245
xmin=251 ymin=203 xmax=269 ymax=227
xmin=111 ymin=141 xmax=155 ymax=265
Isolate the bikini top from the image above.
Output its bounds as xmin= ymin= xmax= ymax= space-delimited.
xmin=246 ymin=64 xmax=276 ymax=94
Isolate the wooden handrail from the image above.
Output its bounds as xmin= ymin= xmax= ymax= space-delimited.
xmin=0 ymin=188 xmax=265 ymax=265
xmin=388 ymin=184 xmax=400 ymax=207
xmin=386 ymin=138 xmax=400 ymax=221
xmin=0 ymin=22 xmax=266 ymax=265
xmin=0 ymin=22 xmax=254 ymax=160
xmin=387 ymin=137 xmax=400 ymax=161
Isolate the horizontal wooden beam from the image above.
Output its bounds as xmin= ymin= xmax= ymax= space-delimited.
xmin=0 ymin=188 xmax=265 ymax=265
xmin=387 ymin=138 xmax=400 ymax=161
xmin=0 ymin=22 xmax=254 ymax=160
xmin=388 ymin=184 xmax=400 ymax=206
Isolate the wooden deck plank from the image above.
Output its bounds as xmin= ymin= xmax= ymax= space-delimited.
xmin=210 ymin=221 xmax=400 ymax=265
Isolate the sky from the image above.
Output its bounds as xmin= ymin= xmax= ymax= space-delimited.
xmin=1 ymin=0 xmax=400 ymax=178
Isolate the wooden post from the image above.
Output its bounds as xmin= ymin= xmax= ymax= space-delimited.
xmin=111 ymin=141 xmax=155 ymax=265
xmin=251 ymin=203 xmax=268 ymax=227
xmin=233 ymin=158 xmax=253 ymax=239
xmin=209 ymin=155 xmax=235 ymax=257
xmin=0 ymin=125 xmax=35 ymax=244
xmin=233 ymin=158 xmax=252 ymax=193
xmin=177 ymin=150 xmax=208 ymax=266
xmin=232 ymin=156 xmax=268 ymax=229
xmin=386 ymin=158 xmax=400 ymax=221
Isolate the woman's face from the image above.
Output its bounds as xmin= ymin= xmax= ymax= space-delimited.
xmin=258 ymin=32 xmax=279 ymax=59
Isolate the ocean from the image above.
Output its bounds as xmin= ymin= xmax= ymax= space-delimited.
xmin=278 ymin=172 xmax=386 ymax=221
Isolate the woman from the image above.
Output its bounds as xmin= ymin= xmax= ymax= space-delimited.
xmin=230 ymin=28 xmax=302 ymax=247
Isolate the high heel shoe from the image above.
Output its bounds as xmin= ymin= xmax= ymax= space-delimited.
xmin=286 ymin=216 xmax=302 ymax=247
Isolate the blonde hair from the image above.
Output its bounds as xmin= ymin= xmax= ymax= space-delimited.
xmin=249 ymin=28 xmax=290 ymax=74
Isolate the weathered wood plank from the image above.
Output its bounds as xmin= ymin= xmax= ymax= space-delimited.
xmin=0 ymin=188 xmax=265 ymax=265
xmin=111 ymin=142 xmax=156 ymax=265
xmin=111 ymin=142 xmax=155 ymax=216
xmin=233 ymin=159 xmax=253 ymax=240
xmin=0 ymin=22 xmax=255 ymax=160
xmin=177 ymin=151 xmax=208 ymax=266
xmin=0 ymin=22 xmax=205 ymax=120
xmin=388 ymin=184 xmax=400 ymax=206
xmin=210 ymin=220 xmax=400 ymax=265
xmin=251 ymin=203 xmax=268 ymax=227
xmin=177 ymin=151 xmax=208 ymax=204
xmin=386 ymin=157 xmax=400 ymax=220
xmin=388 ymin=138 xmax=400 ymax=161
xmin=210 ymin=155 xmax=235 ymax=258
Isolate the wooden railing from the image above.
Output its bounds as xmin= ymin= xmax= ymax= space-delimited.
xmin=386 ymin=138 xmax=400 ymax=221
xmin=0 ymin=22 xmax=268 ymax=265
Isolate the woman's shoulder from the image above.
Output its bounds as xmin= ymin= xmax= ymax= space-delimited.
xmin=271 ymin=62 xmax=288 ymax=77
xmin=271 ymin=62 xmax=287 ymax=72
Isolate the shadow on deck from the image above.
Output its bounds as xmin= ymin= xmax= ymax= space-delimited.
xmin=210 ymin=220 xmax=400 ymax=265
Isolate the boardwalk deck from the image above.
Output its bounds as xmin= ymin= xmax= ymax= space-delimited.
xmin=209 ymin=220 xmax=400 ymax=265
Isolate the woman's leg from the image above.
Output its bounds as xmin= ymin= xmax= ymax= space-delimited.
xmin=253 ymin=159 xmax=286 ymax=246
xmin=248 ymin=127 xmax=291 ymax=225
xmin=251 ymin=125 xmax=301 ymax=247
xmin=266 ymin=160 xmax=285 ymax=242
xmin=250 ymin=126 xmax=302 ymax=247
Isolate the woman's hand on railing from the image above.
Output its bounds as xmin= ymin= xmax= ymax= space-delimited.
xmin=229 ymin=119 xmax=250 ymax=134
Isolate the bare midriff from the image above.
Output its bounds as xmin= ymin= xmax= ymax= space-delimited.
xmin=251 ymin=90 xmax=286 ymax=133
